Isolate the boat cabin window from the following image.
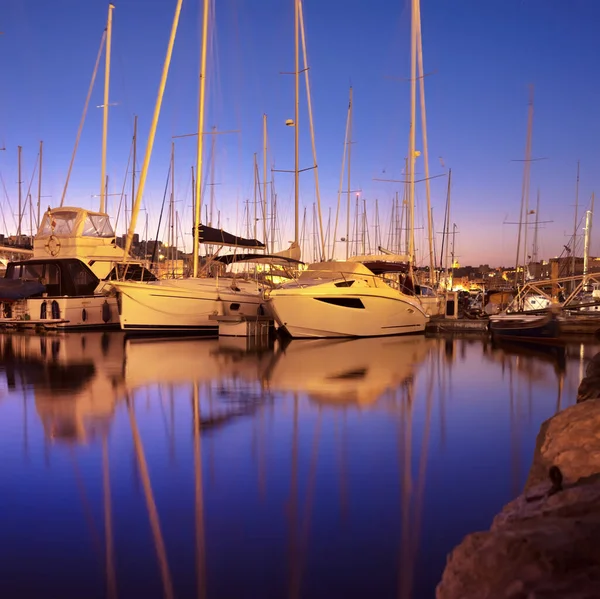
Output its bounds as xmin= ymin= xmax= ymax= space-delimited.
xmin=39 ymin=211 xmax=78 ymax=236
xmin=5 ymin=264 xmax=21 ymax=279
xmin=105 ymin=263 xmax=157 ymax=282
xmin=67 ymin=261 xmax=99 ymax=295
xmin=41 ymin=264 xmax=61 ymax=296
xmin=417 ymin=285 xmax=436 ymax=297
xmin=82 ymin=214 xmax=114 ymax=238
xmin=22 ymin=263 xmax=44 ymax=281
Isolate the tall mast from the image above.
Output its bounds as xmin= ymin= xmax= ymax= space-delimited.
xmin=209 ymin=126 xmax=216 ymax=227
xmin=17 ymin=145 xmax=22 ymax=243
xmin=100 ymin=3 xmax=115 ymax=213
xmin=123 ymin=0 xmax=183 ymax=259
xmin=583 ymin=192 xmax=594 ymax=279
xmin=61 ymin=30 xmax=107 ymax=207
xmin=293 ymin=0 xmax=300 ymax=246
xmin=332 ymin=86 xmax=351 ymax=260
xmin=298 ymin=0 xmax=325 ymax=260
xmin=532 ymin=189 xmax=540 ymax=263
xmin=407 ymin=0 xmax=418 ymax=273
xmin=132 ymin=115 xmax=137 ymax=216
xmin=571 ymin=160 xmax=580 ymax=279
xmin=37 ymin=141 xmax=43 ymax=229
xmin=414 ymin=0 xmax=435 ymax=281
xmin=583 ymin=203 xmax=593 ymax=278
xmin=450 ymin=223 xmax=457 ymax=283
xmin=444 ymin=169 xmax=452 ymax=285
xmin=192 ymin=0 xmax=210 ymax=277
xmin=262 ymin=114 xmax=268 ymax=252
xmin=271 ymin=182 xmax=277 ymax=254
xmin=253 ymin=152 xmax=258 ymax=240
xmin=170 ymin=141 xmax=175 ymax=270
xmin=346 ymin=87 xmax=353 ymax=259
xmin=514 ymin=85 xmax=534 ymax=286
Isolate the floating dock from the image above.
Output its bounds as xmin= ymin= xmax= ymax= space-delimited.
xmin=426 ymin=317 xmax=489 ymax=334
xmin=209 ymin=314 xmax=273 ymax=339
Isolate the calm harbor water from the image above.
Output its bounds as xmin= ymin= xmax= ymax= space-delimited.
xmin=0 ymin=331 xmax=595 ymax=599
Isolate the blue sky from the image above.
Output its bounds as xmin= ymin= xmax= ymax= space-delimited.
xmin=1 ymin=0 xmax=599 ymax=266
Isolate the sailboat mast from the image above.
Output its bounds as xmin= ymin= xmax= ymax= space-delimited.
xmin=209 ymin=126 xmax=216 ymax=227
xmin=414 ymin=0 xmax=435 ymax=281
xmin=123 ymin=0 xmax=183 ymax=259
xmin=37 ymin=140 xmax=43 ymax=229
xmin=192 ymin=0 xmax=211 ymax=278
xmin=132 ymin=115 xmax=137 ymax=216
xmin=253 ymin=153 xmax=258 ymax=240
xmin=532 ymin=189 xmax=540 ymax=263
xmin=100 ymin=3 xmax=115 ymax=213
xmin=450 ymin=223 xmax=456 ymax=282
xmin=170 ymin=141 xmax=175 ymax=270
xmin=514 ymin=85 xmax=534 ymax=286
xmin=444 ymin=169 xmax=452 ymax=285
xmin=60 ymin=30 xmax=106 ymax=207
xmin=407 ymin=0 xmax=418 ymax=274
xmin=571 ymin=160 xmax=580 ymax=279
xmin=17 ymin=145 xmax=22 ymax=243
xmin=263 ymin=114 xmax=268 ymax=252
xmin=346 ymin=87 xmax=353 ymax=259
xmin=293 ymin=0 xmax=300 ymax=247
xmin=298 ymin=0 xmax=325 ymax=260
xmin=583 ymin=192 xmax=594 ymax=279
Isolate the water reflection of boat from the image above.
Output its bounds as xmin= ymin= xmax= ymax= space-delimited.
xmin=268 ymin=336 xmax=433 ymax=406
xmin=490 ymin=338 xmax=567 ymax=375
xmin=0 ymin=332 xmax=126 ymax=443
xmin=124 ymin=336 xmax=276 ymax=390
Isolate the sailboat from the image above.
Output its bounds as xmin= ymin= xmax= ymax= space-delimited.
xmin=267 ymin=0 xmax=430 ymax=338
xmin=0 ymin=6 xmax=153 ymax=330
xmin=112 ymin=0 xmax=299 ymax=334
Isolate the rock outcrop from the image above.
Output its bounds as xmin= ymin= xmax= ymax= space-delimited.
xmin=436 ymin=399 xmax=600 ymax=599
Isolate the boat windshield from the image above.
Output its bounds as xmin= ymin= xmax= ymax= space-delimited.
xmin=39 ymin=211 xmax=78 ymax=236
xmin=82 ymin=215 xmax=114 ymax=238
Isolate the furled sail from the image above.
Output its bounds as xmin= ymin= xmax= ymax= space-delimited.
xmin=195 ymin=225 xmax=265 ymax=249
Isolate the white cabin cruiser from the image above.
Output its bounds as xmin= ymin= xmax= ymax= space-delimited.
xmin=0 ymin=207 xmax=154 ymax=330
xmin=266 ymin=255 xmax=429 ymax=338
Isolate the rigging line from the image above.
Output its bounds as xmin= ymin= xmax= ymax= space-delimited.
xmin=115 ymin=45 xmax=137 ymax=139
xmin=151 ymin=164 xmax=173 ymax=268
xmin=0 ymin=168 xmax=17 ymax=232
xmin=113 ymin=140 xmax=133 ymax=234
xmin=61 ymin=29 xmax=107 ymax=207
xmin=21 ymin=155 xmax=39 ymax=236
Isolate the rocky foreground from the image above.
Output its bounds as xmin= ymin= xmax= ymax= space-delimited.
xmin=436 ymin=377 xmax=600 ymax=599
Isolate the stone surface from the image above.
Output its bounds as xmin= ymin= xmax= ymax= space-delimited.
xmin=577 ymin=352 xmax=600 ymax=403
xmin=436 ymin=399 xmax=600 ymax=599
xmin=525 ymin=399 xmax=600 ymax=490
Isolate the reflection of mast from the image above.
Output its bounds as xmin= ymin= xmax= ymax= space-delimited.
xmin=193 ymin=382 xmax=207 ymax=599
xmin=287 ymin=396 xmax=322 ymax=599
xmin=102 ymin=435 xmax=117 ymax=599
xmin=288 ymin=394 xmax=300 ymax=599
xmin=334 ymin=412 xmax=349 ymax=520
xmin=401 ymin=356 xmax=434 ymax=599
xmin=508 ymin=357 xmax=520 ymax=498
xmin=127 ymin=396 xmax=174 ymax=599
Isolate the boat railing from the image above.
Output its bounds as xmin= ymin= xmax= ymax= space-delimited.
xmin=508 ymin=272 xmax=600 ymax=313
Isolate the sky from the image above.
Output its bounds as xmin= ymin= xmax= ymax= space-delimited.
xmin=1 ymin=0 xmax=600 ymax=267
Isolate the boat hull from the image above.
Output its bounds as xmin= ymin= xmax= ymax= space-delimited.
xmin=114 ymin=278 xmax=269 ymax=333
xmin=269 ymin=291 xmax=428 ymax=338
xmin=0 ymin=296 xmax=119 ymax=330
xmin=489 ymin=313 xmax=560 ymax=343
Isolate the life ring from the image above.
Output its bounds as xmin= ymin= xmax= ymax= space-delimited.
xmin=45 ymin=235 xmax=61 ymax=256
